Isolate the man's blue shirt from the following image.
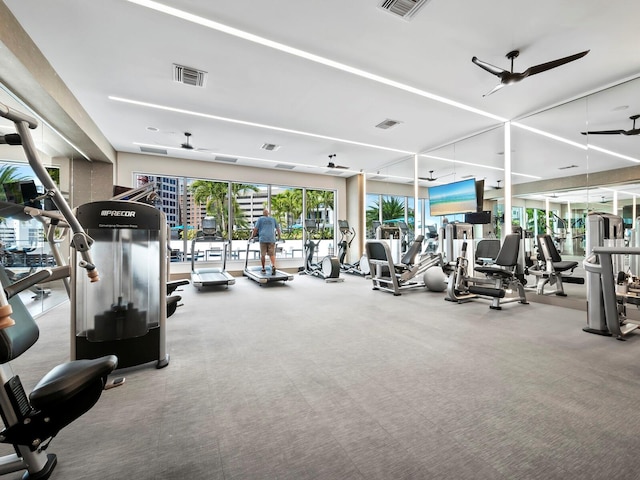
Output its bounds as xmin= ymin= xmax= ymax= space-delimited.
xmin=255 ymin=216 xmax=278 ymax=243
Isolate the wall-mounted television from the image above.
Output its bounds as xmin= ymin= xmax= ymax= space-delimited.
xmin=427 ymin=178 xmax=478 ymax=216
xmin=475 ymin=179 xmax=485 ymax=212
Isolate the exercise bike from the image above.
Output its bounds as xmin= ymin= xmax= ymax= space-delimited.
xmin=298 ymin=219 xmax=343 ymax=283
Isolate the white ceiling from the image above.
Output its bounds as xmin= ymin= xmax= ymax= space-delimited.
xmin=4 ymin=0 xmax=640 ymax=192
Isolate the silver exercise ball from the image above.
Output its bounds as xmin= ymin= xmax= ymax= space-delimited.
xmin=424 ymin=267 xmax=447 ymax=292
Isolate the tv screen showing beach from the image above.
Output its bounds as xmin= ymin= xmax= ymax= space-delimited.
xmin=428 ymin=178 xmax=478 ymax=216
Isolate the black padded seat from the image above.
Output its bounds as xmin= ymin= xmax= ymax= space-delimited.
xmin=538 ymin=235 xmax=578 ymax=272
xmin=552 ymin=260 xmax=579 ymax=271
xmin=475 ymin=239 xmax=501 ymax=265
xmin=475 ymin=234 xmax=520 ymax=277
xmin=30 ymin=355 xmax=117 ymax=409
xmin=399 ymin=235 xmax=425 ymax=266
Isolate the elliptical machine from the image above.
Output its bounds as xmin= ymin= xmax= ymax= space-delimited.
xmin=337 ymin=220 xmax=368 ymax=276
xmin=298 ymin=219 xmax=343 ymax=282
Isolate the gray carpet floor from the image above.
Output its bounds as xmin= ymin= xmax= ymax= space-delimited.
xmin=3 ymin=272 xmax=640 ymax=480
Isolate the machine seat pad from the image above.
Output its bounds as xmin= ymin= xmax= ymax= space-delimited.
xmin=167 ymin=279 xmax=189 ymax=295
xmin=475 ymin=266 xmax=514 ymax=278
xmin=167 ymin=295 xmax=181 ymax=307
xmin=552 ymin=261 xmax=578 ymax=272
xmin=30 ymin=355 xmax=118 ymax=409
xmin=468 ymin=286 xmax=506 ymax=298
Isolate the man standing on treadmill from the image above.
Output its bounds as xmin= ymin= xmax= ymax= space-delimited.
xmin=251 ymin=208 xmax=281 ymax=275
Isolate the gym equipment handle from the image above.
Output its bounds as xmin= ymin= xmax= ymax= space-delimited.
xmin=0 ymin=103 xmax=38 ymax=129
xmin=3 ymin=269 xmax=53 ymax=300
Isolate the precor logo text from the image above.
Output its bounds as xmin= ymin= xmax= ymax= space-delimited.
xmin=100 ymin=210 xmax=136 ymax=217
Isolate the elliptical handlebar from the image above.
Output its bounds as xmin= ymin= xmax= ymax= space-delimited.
xmin=0 ymin=102 xmax=99 ymax=283
xmin=0 ymin=103 xmax=38 ymax=129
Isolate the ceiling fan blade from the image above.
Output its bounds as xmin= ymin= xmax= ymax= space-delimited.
xmin=580 ymin=129 xmax=626 ymax=135
xmin=327 ymin=162 xmax=349 ymax=169
xmin=524 ymin=50 xmax=589 ymax=77
xmin=483 ymin=82 xmax=507 ymax=97
xmin=622 ymin=129 xmax=640 ymax=136
xmin=471 ymin=56 xmax=506 ymax=77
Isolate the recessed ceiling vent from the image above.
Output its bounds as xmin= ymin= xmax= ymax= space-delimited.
xmin=173 ymin=64 xmax=207 ymax=87
xmin=214 ymin=156 xmax=237 ymax=163
xmin=558 ymin=164 xmax=579 ymax=170
xmin=261 ymin=143 xmax=280 ymax=151
xmin=140 ymin=146 xmax=167 ymax=155
xmin=275 ymin=164 xmax=295 ymax=170
xmin=377 ymin=0 xmax=432 ymax=19
xmin=375 ymin=119 xmax=402 ymax=130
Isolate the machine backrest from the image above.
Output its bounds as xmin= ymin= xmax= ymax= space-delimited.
xmin=365 ymin=241 xmax=390 ymax=262
xmin=0 ymin=266 xmax=40 ymax=364
xmin=400 ymin=235 xmax=425 ymax=265
xmin=475 ymin=239 xmax=501 ymax=264
xmin=494 ymin=234 xmax=520 ymax=268
xmin=537 ymin=234 xmax=562 ymax=263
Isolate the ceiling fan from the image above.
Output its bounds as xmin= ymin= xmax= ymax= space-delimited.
xmin=418 ymin=170 xmax=454 ymax=182
xmin=326 ymin=154 xmax=349 ymax=169
xmin=472 ymin=49 xmax=590 ymax=97
xmin=581 ymin=114 xmax=640 ymax=136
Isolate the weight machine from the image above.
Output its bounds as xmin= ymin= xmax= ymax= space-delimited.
xmin=445 ymin=234 xmax=528 ymax=310
xmin=0 ymin=101 xmax=116 ymax=479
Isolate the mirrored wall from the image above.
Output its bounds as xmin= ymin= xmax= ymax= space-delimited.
xmin=373 ymin=76 xmax=640 ymax=303
xmin=0 ymin=84 xmax=79 ymax=317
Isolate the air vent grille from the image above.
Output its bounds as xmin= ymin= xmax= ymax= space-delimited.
xmin=140 ymin=146 xmax=168 ymax=155
xmin=275 ymin=164 xmax=295 ymax=170
xmin=375 ymin=119 xmax=402 ymax=130
xmin=378 ymin=0 xmax=431 ymax=19
xmin=558 ymin=164 xmax=579 ymax=170
xmin=173 ymin=64 xmax=207 ymax=87
xmin=214 ymin=156 xmax=238 ymax=163
xmin=261 ymin=143 xmax=280 ymax=151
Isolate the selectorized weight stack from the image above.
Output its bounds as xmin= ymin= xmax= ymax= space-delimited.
xmin=71 ymin=200 xmax=169 ymax=369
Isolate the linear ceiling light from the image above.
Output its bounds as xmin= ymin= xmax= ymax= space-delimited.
xmin=587 ymin=144 xmax=640 ymax=164
xmin=512 ymin=122 xmax=640 ymax=163
xmin=114 ymin=96 xmax=413 ymax=155
xmin=419 ymin=154 xmax=541 ymax=179
xmin=511 ymin=122 xmax=587 ymax=150
xmin=124 ymin=0 xmax=506 ymax=123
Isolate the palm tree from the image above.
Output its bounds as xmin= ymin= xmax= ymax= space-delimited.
xmin=0 ymin=165 xmax=30 ymax=224
xmin=0 ymin=165 xmax=29 ymax=199
xmin=366 ymin=196 xmax=412 ymax=229
xmin=189 ymin=180 xmax=259 ymax=236
xmin=271 ymin=189 xmax=302 ymax=229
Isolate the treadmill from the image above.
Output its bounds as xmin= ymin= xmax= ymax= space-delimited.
xmin=190 ymin=219 xmax=235 ymax=289
xmin=243 ymin=238 xmax=293 ymax=284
